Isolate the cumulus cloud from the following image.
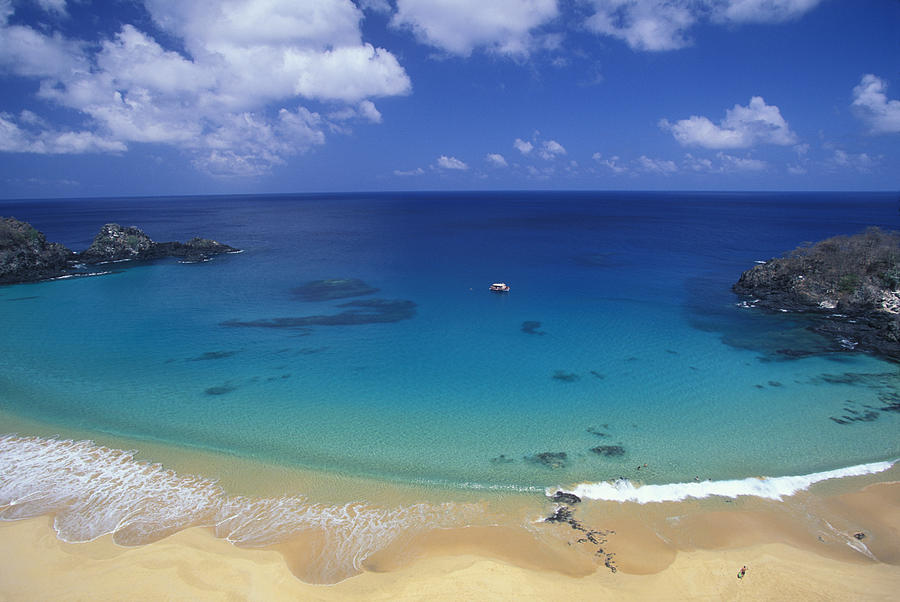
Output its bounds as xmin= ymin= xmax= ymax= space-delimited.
xmin=486 ymin=153 xmax=508 ymax=167
xmin=392 ymin=0 xmax=559 ymax=57
xmin=851 ymin=74 xmax=900 ymax=135
xmin=394 ymin=167 xmax=425 ymax=176
xmin=0 ymin=0 xmax=411 ymax=175
xmin=830 ymin=149 xmax=878 ymax=172
xmin=592 ymin=152 xmax=628 ymax=173
xmin=436 ymin=155 xmax=468 ymax=170
xmin=584 ymin=0 xmax=823 ymax=51
xmin=513 ymin=138 xmax=534 ymax=154
xmin=716 ymin=152 xmax=767 ymax=171
xmin=0 ymin=112 xmax=127 ymax=154
xmin=538 ymin=139 xmax=566 ymax=159
xmin=637 ymin=155 xmax=677 ymax=174
xmin=660 ymin=96 xmax=796 ymax=149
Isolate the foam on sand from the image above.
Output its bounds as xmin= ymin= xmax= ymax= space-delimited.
xmin=552 ymin=460 xmax=897 ymax=504
xmin=0 ymin=435 xmax=480 ymax=583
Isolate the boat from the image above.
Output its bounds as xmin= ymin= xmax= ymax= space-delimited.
xmin=489 ymin=282 xmax=510 ymax=292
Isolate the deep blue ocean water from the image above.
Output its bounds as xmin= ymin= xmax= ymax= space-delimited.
xmin=1 ymin=191 xmax=899 ymax=492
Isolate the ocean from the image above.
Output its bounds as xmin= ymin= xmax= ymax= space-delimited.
xmin=1 ymin=191 xmax=898 ymax=580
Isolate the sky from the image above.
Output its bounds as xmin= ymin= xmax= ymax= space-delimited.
xmin=0 ymin=0 xmax=898 ymax=198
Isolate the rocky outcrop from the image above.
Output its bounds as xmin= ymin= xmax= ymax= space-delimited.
xmin=0 ymin=218 xmax=239 ymax=285
xmin=734 ymin=227 xmax=900 ymax=361
xmin=79 ymin=223 xmax=239 ymax=264
xmin=0 ymin=217 xmax=73 ymax=284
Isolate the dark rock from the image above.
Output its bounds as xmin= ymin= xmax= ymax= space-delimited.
xmin=79 ymin=224 xmax=239 ymax=264
xmin=853 ymin=531 xmax=866 ymax=540
xmin=548 ymin=490 xmax=581 ymax=504
xmin=0 ymin=217 xmax=73 ymax=284
xmin=734 ymin=227 xmax=900 ymax=362
xmin=0 ymin=218 xmax=239 ymax=285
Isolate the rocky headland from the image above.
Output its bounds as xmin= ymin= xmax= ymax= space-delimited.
xmin=733 ymin=227 xmax=900 ymax=361
xmin=0 ymin=218 xmax=239 ymax=285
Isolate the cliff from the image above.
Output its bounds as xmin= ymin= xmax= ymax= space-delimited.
xmin=0 ymin=217 xmax=73 ymax=284
xmin=0 ymin=218 xmax=239 ymax=285
xmin=734 ymin=227 xmax=900 ymax=360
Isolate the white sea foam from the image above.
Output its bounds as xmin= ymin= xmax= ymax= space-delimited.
xmin=0 ymin=435 xmax=480 ymax=583
xmin=551 ymin=460 xmax=897 ymax=504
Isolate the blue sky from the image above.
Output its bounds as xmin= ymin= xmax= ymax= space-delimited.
xmin=0 ymin=0 xmax=898 ymax=198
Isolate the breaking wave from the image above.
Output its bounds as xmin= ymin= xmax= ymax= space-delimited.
xmin=552 ymin=460 xmax=897 ymax=504
xmin=0 ymin=435 xmax=481 ymax=583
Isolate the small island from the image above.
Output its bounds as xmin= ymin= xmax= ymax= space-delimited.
xmin=0 ymin=217 xmax=239 ymax=285
xmin=734 ymin=227 xmax=900 ymax=361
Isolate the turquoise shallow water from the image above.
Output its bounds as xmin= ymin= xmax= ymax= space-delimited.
xmin=1 ymin=192 xmax=899 ymax=491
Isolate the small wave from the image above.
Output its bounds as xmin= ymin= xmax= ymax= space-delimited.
xmin=551 ymin=460 xmax=897 ymax=504
xmin=0 ymin=435 xmax=481 ymax=583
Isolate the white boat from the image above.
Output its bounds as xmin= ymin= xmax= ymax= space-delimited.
xmin=489 ymin=282 xmax=510 ymax=292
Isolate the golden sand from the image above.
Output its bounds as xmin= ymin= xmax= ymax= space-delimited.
xmin=2 ymin=480 xmax=899 ymax=601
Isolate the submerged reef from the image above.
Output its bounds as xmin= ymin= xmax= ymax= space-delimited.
xmin=524 ymin=451 xmax=568 ymax=469
xmin=222 ymin=299 xmax=416 ymax=329
xmin=0 ymin=217 xmax=239 ymax=284
xmin=292 ymin=278 xmax=379 ymax=301
xmin=734 ymin=227 xmax=900 ymax=361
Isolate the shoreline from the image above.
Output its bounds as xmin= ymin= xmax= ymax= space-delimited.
xmin=2 ymin=410 xmax=900 ymax=595
xmin=1 ymin=476 xmax=899 ymax=600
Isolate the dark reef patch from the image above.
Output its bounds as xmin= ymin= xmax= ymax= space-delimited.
xmin=222 ymin=299 xmax=416 ymax=329
xmin=292 ymin=278 xmax=379 ymax=302
xmin=589 ymin=371 xmax=605 ymax=379
xmin=189 ymin=350 xmax=238 ymax=361
xmin=521 ymin=320 xmax=546 ymax=335
xmin=205 ymin=384 xmax=237 ymax=395
xmin=6 ymin=296 xmax=39 ymax=301
xmin=525 ymin=452 xmax=568 ymax=469
xmin=296 ymin=346 xmax=328 ymax=355
xmin=586 ymin=427 xmax=610 ymax=438
xmin=768 ymin=380 xmax=783 ymax=387
xmin=489 ymin=454 xmax=515 ymax=465
xmin=591 ymin=445 xmax=625 ymax=457
xmin=552 ymin=370 xmax=580 ymax=382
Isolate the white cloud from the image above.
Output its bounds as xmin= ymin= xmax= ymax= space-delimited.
xmin=592 ymin=152 xmax=628 ymax=173
xmin=637 ymin=155 xmax=677 ymax=174
xmin=486 ymin=153 xmax=508 ymax=167
xmin=34 ymin=0 xmax=68 ymax=15
xmin=538 ymin=139 xmax=566 ymax=159
xmin=660 ymin=96 xmax=796 ymax=149
xmin=585 ymin=0 xmax=696 ymax=51
xmin=787 ymin=164 xmax=806 ymax=175
xmin=716 ymin=152 xmax=767 ymax=171
xmin=358 ymin=0 xmax=392 ymax=14
xmin=830 ymin=149 xmax=878 ymax=172
xmin=392 ymin=0 xmax=559 ymax=57
xmin=394 ymin=167 xmax=425 ymax=176
xmin=0 ymin=112 xmax=126 ymax=154
xmin=436 ymin=155 xmax=468 ymax=170
xmin=513 ymin=138 xmax=534 ymax=154
xmin=584 ymin=0 xmax=823 ymax=51
xmin=0 ymin=0 xmax=411 ymax=174
xmin=851 ymin=74 xmax=900 ymax=135
xmin=715 ymin=0 xmax=823 ymax=24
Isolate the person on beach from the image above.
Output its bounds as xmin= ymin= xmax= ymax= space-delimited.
xmin=738 ymin=565 xmax=748 ymax=579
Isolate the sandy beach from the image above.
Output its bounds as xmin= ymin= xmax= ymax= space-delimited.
xmin=2 ymin=478 xmax=898 ymax=601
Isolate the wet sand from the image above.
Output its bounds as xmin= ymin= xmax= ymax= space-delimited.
xmin=2 ymin=479 xmax=898 ymax=600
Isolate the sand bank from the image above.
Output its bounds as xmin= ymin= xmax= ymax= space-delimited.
xmin=2 ymin=481 xmax=899 ymax=601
